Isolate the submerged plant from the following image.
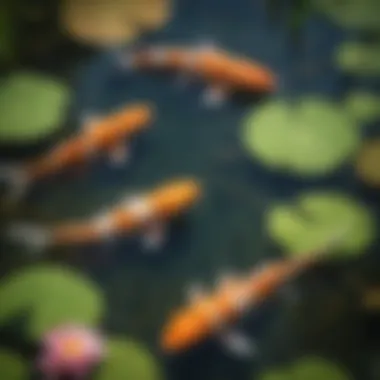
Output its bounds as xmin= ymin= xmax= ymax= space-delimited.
xmin=355 ymin=139 xmax=380 ymax=188
xmin=0 ymin=349 xmax=28 ymax=380
xmin=95 ymin=338 xmax=162 ymax=380
xmin=0 ymin=72 xmax=71 ymax=145
xmin=266 ymin=192 xmax=376 ymax=256
xmin=241 ymin=97 xmax=360 ymax=177
xmin=0 ymin=264 xmax=105 ymax=339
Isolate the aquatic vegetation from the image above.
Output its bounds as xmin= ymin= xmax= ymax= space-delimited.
xmin=257 ymin=356 xmax=352 ymax=380
xmin=0 ymin=349 xmax=28 ymax=380
xmin=241 ymin=98 xmax=360 ymax=176
xmin=312 ymin=0 xmax=380 ymax=31
xmin=355 ymin=139 xmax=380 ymax=188
xmin=344 ymin=92 xmax=380 ymax=124
xmin=95 ymin=338 xmax=162 ymax=380
xmin=335 ymin=42 xmax=380 ymax=77
xmin=60 ymin=0 xmax=172 ymax=47
xmin=0 ymin=265 xmax=104 ymax=339
xmin=0 ymin=72 xmax=71 ymax=144
xmin=266 ymin=192 xmax=376 ymax=256
xmin=38 ymin=325 xmax=105 ymax=379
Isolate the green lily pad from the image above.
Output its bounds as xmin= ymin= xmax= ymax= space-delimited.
xmin=95 ymin=339 xmax=162 ymax=380
xmin=313 ymin=0 xmax=380 ymax=31
xmin=0 ymin=265 xmax=104 ymax=339
xmin=241 ymin=98 xmax=359 ymax=177
xmin=0 ymin=72 xmax=71 ymax=144
xmin=335 ymin=42 xmax=380 ymax=77
xmin=344 ymin=92 xmax=380 ymax=124
xmin=256 ymin=368 xmax=292 ymax=380
xmin=292 ymin=357 xmax=352 ymax=380
xmin=266 ymin=192 xmax=376 ymax=257
xmin=0 ymin=349 xmax=28 ymax=380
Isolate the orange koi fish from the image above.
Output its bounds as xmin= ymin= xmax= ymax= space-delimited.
xmin=122 ymin=42 xmax=277 ymax=106
xmin=0 ymin=103 xmax=154 ymax=201
xmin=160 ymin=231 xmax=346 ymax=356
xmin=7 ymin=178 xmax=201 ymax=251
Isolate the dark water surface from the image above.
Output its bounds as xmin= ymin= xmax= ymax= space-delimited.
xmin=1 ymin=0 xmax=379 ymax=379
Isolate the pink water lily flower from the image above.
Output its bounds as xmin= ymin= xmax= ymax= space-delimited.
xmin=37 ymin=324 xmax=106 ymax=379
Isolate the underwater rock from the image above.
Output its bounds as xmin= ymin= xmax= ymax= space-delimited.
xmin=266 ymin=192 xmax=376 ymax=257
xmin=257 ymin=356 xmax=352 ymax=380
xmin=335 ymin=42 xmax=380 ymax=77
xmin=0 ymin=264 xmax=104 ymax=339
xmin=313 ymin=0 xmax=380 ymax=31
xmin=355 ymin=139 xmax=380 ymax=188
xmin=60 ymin=0 xmax=172 ymax=47
xmin=95 ymin=338 xmax=162 ymax=380
xmin=0 ymin=349 xmax=28 ymax=380
xmin=344 ymin=92 xmax=380 ymax=124
xmin=0 ymin=72 xmax=70 ymax=145
xmin=241 ymin=97 xmax=360 ymax=177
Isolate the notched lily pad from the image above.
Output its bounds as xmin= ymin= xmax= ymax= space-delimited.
xmin=266 ymin=192 xmax=376 ymax=257
xmin=0 ymin=264 xmax=104 ymax=339
xmin=0 ymin=72 xmax=71 ymax=144
xmin=241 ymin=98 xmax=359 ymax=177
xmin=95 ymin=338 xmax=162 ymax=380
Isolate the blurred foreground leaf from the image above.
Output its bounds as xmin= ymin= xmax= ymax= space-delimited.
xmin=241 ymin=98 xmax=360 ymax=177
xmin=0 ymin=72 xmax=71 ymax=144
xmin=335 ymin=42 xmax=380 ymax=76
xmin=0 ymin=349 xmax=28 ymax=380
xmin=95 ymin=339 xmax=162 ymax=380
xmin=355 ymin=139 xmax=380 ymax=188
xmin=0 ymin=265 xmax=104 ymax=339
xmin=266 ymin=192 xmax=376 ymax=256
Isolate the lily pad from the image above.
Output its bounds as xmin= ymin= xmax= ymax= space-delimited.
xmin=0 ymin=265 xmax=104 ymax=339
xmin=0 ymin=349 xmax=28 ymax=380
xmin=95 ymin=339 xmax=162 ymax=380
xmin=0 ymin=72 xmax=70 ymax=144
xmin=266 ymin=192 xmax=376 ymax=257
xmin=313 ymin=0 xmax=380 ymax=31
xmin=292 ymin=357 xmax=352 ymax=380
xmin=241 ymin=98 xmax=360 ymax=176
xmin=335 ymin=42 xmax=380 ymax=77
xmin=355 ymin=139 xmax=380 ymax=188
xmin=344 ymin=92 xmax=380 ymax=124
xmin=257 ymin=369 xmax=292 ymax=380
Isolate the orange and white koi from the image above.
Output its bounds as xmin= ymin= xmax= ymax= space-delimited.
xmin=7 ymin=178 xmax=201 ymax=251
xmin=160 ymin=230 xmax=346 ymax=356
xmin=121 ymin=42 xmax=277 ymax=106
xmin=0 ymin=103 xmax=154 ymax=202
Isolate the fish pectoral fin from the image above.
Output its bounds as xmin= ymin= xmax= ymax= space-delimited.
xmin=201 ymin=85 xmax=229 ymax=107
xmin=219 ymin=329 xmax=256 ymax=358
xmin=141 ymin=220 xmax=167 ymax=251
xmin=186 ymin=282 xmax=206 ymax=302
xmin=109 ymin=144 xmax=130 ymax=166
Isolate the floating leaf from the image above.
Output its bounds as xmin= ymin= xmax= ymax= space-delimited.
xmin=292 ymin=357 xmax=352 ymax=380
xmin=313 ymin=0 xmax=380 ymax=31
xmin=95 ymin=339 xmax=162 ymax=380
xmin=0 ymin=72 xmax=71 ymax=144
xmin=335 ymin=42 xmax=380 ymax=77
xmin=266 ymin=192 xmax=376 ymax=257
xmin=344 ymin=92 xmax=380 ymax=124
xmin=60 ymin=0 xmax=172 ymax=47
xmin=0 ymin=265 xmax=104 ymax=339
xmin=355 ymin=139 xmax=380 ymax=188
xmin=241 ymin=98 xmax=359 ymax=177
xmin=0 ymin=349 xmax=28 ymax=380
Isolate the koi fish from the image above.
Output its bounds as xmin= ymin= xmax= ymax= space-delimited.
xmin=37 ymin=324 xmax=105 ymax=380
xmin=0 ymin=103 xmax=154 ymax=202
xmin=160 ymin=230 xmax=347 ymax=356
xmin=121 ymin=42 xmax=277 ymax=106
xmin=7 ymin=178 xmax=201 ymax=251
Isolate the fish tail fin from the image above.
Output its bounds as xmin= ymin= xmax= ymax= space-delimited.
xmin=6 ymin=223 xmax=51 ymax=251
xmin=0 ymin=164 xmax=29 ymax=203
